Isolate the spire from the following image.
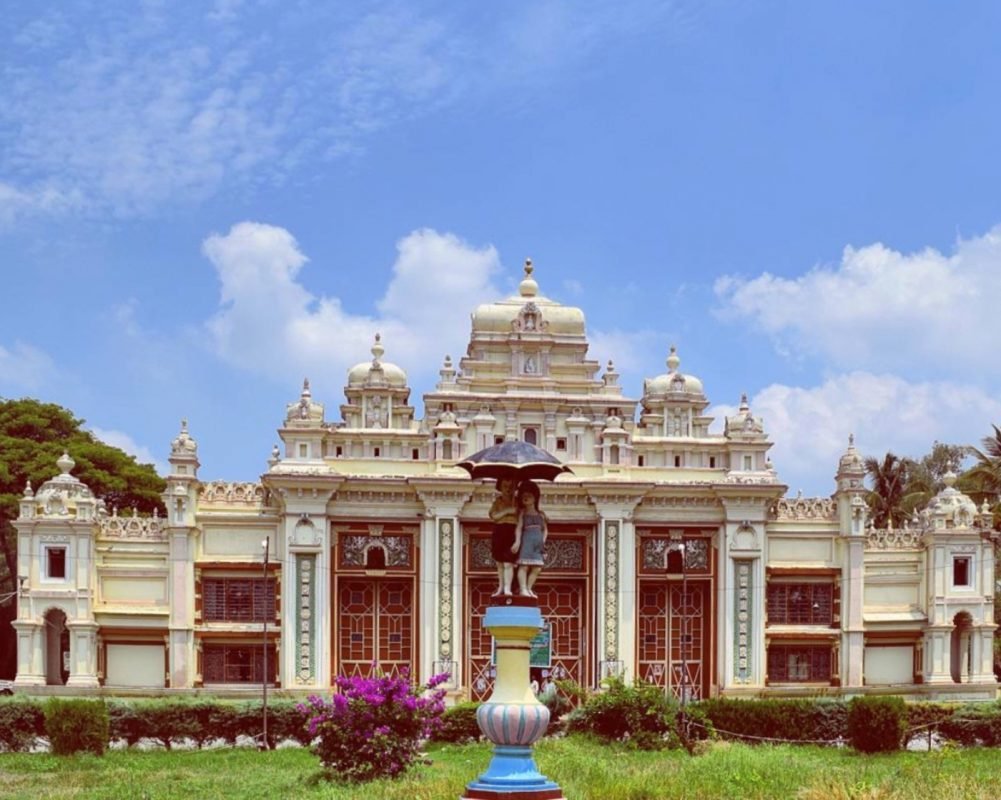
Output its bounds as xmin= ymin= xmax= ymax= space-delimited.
xmin=666 ymin=345 xmax=680 ymax=373
xmin=371 ymin=333 xmax=385 ymax=365
xmin=519 ymin=258 xmax=539 ymax=297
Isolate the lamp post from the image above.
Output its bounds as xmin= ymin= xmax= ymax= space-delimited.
xmin=261 ymin=536 xmax=270 ymax=751
xmin=666 ymin=541 xmax=690 ymax=747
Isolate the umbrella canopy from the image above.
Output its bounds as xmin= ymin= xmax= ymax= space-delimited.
xmin=457 ymin=440 xmax=573 ymax=482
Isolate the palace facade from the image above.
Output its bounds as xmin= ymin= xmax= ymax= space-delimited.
xmin=10 ymin=262 xmax=999 ymax=701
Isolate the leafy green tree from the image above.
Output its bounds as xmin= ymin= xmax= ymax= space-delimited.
xmin=0 ymin=399 xmax=166 ymax=678
xmin=902 ymin=442 xmax=970 ymax=517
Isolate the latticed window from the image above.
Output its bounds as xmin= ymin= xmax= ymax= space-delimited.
xmin=766 ymin=583 xmax=833 ymax=625
xmin=202 ymin=577 xmax=276 ymax=622
xmin=767 ymin=645 xmax=832 ymax=682
xmin=203 ymin=644 xmax=275 ymax=683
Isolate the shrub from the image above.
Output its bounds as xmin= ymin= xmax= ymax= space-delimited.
xmin=938 ymin=702 xmax=1001 ymax=747
xmin=0 ymin=698 xmax=45 ymax=752
xmin=45 ymin=698 xmax=109 ymax=756
xmin=266 ymin=701 xmax=313 ymax=748
xmin=431 ymin=702 xmax=482 ymax=744
xmin=300 ymin=669 xmax=449 ymax=782
xmin=563 ymin=676 xmax=678 ymax=750
xmin=847 ymin=696 xmax=906 ymax=753
xmin=695 ymin=698 xmax=847 ymax=744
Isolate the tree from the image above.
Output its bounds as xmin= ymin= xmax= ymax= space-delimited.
xmin=0 ymin=399 xmax=166 ymax=679
xmin=966 ymin=424 xmax=1001 ymax=503
xmin=902 ymin=442 xmax=970 ymax=517
xmin=864 ymin=453 xmax=911 ymax=529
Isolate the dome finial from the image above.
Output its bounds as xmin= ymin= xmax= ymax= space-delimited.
xmin=371 ymin=332 xmax=384 ymax=364
xmin=848 ymin=433 xmax=855 ymax=447
xmin=519 ymin=258 xmax=539 ymax=297
xmin=57 ymin=452 xmax=75 ymax=475
xmin=739 ymin=393 xmax=749 ymax=411
xmin=301 ymin=378 xmax=311 ymax=399
xmin=666 ymin=345 xmax=680 ymax=372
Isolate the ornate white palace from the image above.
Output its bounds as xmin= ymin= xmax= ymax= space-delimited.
xmin=11 ymin=261 xmax=999 ymax=700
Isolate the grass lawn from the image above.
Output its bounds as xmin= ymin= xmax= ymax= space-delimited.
xmin=1 ymin=737 xmax=999 ymax=800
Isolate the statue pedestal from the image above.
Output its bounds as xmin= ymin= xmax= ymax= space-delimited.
xmin=461 ymin=604 xmax=565 ymax=800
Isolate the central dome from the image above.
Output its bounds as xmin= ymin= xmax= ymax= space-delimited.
xmin=470 ymin=259 xmax=586 ymax=337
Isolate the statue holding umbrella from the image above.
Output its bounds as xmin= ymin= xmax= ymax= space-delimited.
xmin=458 ymin=440 xmax=572 ymax=600
xmin=457 ymin=440 xmax=570 ymax=800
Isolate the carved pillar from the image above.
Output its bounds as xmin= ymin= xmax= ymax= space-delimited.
xmin=414 ymin=484 xmax=473 ymax=689
xmin=586 ymin=486 xmax=649 ymax=683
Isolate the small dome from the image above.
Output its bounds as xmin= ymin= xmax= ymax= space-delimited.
xmin=285 ymin=378 xmax=325 ymax=424
xmin=643 ymin=346 xmax=705 ymax=397
xmin=922 ymin=471 xmax=979 ymax=530
xmin=25 ymin=453 xmax=96 ymax=519
xmin=171 ymin=419 xmax=198 ymax=456
xmin=837 ymin=434 xmax=864 ymax=475
xmin=725 ymin=393 xmax=765 ymax=437
xmin=347 ymin=333 xmax=408 ymax=389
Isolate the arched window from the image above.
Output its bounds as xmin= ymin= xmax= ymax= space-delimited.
xmin=442 ymin=439 xmax=453 ymax=459
xmin=523 ymin=428 xmax=538 ymax=446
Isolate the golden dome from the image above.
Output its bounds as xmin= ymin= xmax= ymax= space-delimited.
xmin=470 ymin=258 xmax=586 ymax=337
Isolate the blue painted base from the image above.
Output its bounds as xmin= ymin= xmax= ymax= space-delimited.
xmin=464 ymin=745 xmax=561 ymax=795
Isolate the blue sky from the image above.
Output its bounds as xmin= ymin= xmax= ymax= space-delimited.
xmin=2 ymin=0 xmax=1000 ymax=496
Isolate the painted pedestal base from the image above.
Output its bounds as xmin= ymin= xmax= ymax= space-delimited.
xmin=461 ymin=604 xmax=566 ymax=800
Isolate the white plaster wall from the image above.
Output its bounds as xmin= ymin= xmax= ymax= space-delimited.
xmin=863 ymin=646 xmax=912 ymax=685
xmin=769 ymin=538 xmax=833 ymax=563
xmin=106 ymin=644 xmax=165 ymax=687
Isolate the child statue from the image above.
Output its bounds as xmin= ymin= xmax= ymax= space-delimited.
xmin=511 ymin=481 xmax=548 ymax=599
xmin=489 ymin=478 xmax=519 ymax=597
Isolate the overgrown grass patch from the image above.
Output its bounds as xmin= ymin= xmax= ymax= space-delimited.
xmin=1 ymin=735 xmax=1000 ymax=799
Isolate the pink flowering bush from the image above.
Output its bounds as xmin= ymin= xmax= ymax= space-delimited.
xmin=299 ymin=669 xmax=449 ymax=782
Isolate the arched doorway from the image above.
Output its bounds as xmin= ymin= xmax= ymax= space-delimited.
xmin=950 ymin=611 xmax=973 ymax=683
xmin=44 ymin=609 xmax=69 ymax=686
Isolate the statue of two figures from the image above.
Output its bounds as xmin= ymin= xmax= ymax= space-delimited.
xmin=489 ymin=478 xmax=547 ymax=599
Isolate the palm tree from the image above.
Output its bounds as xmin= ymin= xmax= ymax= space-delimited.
xmin=864 ymin=453 xmax=911 ymax=529
xmin=968 ymin=424 xmax=1001 ymax=497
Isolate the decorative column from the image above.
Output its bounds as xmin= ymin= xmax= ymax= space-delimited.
xmin=462 ymin=604 xmax=565 ymax=800
xmin=414 ymin=483 xmax=473 ymax=689
xmin=586 ymin=487 xmax=649 ymax=682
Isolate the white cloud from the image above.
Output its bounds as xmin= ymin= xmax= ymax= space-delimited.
xmin=90 ymin=427 xmax=166 ymax=474
xmin=714 ymin=226 xmax=1001 ymax=375
xmin=0 ymin=341 xmax=56 ymax=393
xmin=204 ymin=222 xmax=502 ymax=397
xmin=587 ymin=328 xmax=664 ymax=375
xmin=0 ymin=3 xmax=690 ymax=220
xmin=711 ymin=372 xmax=1001 ymax=497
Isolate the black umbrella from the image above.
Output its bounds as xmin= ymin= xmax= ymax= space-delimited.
xmin=457 ymin=440 xmax=573 ymax=482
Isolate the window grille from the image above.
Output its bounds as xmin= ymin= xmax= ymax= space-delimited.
xmin=203 ymin=644 xmax=275 ymax=683
xmin=766 ymin=583 xmax=833 ymax=625
xmin=767 ymin=645 xmax=832 ymax=682
xmin=202 ymin=577 xmax=276 ymax=622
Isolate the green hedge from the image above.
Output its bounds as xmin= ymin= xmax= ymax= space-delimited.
xmin=45 ymin=698 xmax=109 ymax=756
xmin=695 ymin=698 xmax=847 ymax=744
xmin=0 ymin=698 xmax=46 ymax=752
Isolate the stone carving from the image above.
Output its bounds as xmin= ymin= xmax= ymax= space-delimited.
xmin=341 ymin=534 xmax=411 ymax=567
xmin=198 ymin=482 xmax=266 ymax=506
xmin=604 ymin=523 xmax=619 ymax=660
xmin=771 ymin=497 xmax=837 ymax=520
xmin=641 ymin=538 xmax=708 ymax=571
xmin=296 ymin=555 xmax=315 ymax=683
xmin=99 ymin=508 xmax=166 ymax=540
xmin=438 ymin=520 xmax=454 ymax=661
xmin=865 ymin=527 xmax=922 ymax=550
xmin=734 ymin=561 xmax=751 ymax=683
xmin=543 ymin=539 xmax=584 ymax=571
